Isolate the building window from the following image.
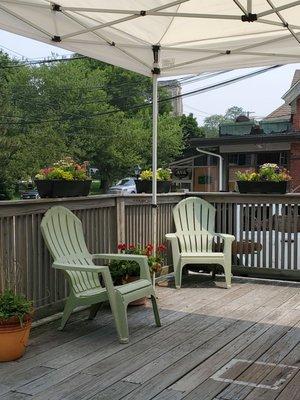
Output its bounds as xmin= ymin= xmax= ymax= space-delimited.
xmin=229 ymin=153 xmax=252 ymax=166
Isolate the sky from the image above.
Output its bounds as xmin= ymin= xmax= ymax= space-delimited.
xmin=1 ymin=29 xmax=300 ymax=125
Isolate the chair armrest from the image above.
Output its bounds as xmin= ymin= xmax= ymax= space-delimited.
xmin=53 ymin=260 xmax=118 ymax=294
xmin=92 ymin=253 xmax=151 ymax=282
xmin=214 ymin=233 xmax=235 ymax=255
xmin=165 ymin=233 xmax=180 ymax=268
xmin=53 ymin=261 xmax=109 ymax=274
xmin=215 ymin=233 xmax=235 ymax=242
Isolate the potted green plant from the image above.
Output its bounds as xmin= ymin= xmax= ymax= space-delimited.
xmin=135 ymin=168 xmax=172 ymax=193
xmin=109 ymin=243 xmax=166 ymax=305
xmin=35 ymin=157 xmax=91 ymax=198
xmin=236 ymin=163 xmax=291 ymax=194
xmin=0 ymin=290 xmax=33 ymax=361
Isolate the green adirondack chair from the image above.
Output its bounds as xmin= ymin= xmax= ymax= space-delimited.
xmin=166 ymin=197 xmax=235 ymax=289
xmin=40 ymin=206 xmax=160 ymax=343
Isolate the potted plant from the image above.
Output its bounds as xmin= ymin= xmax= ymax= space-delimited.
xmin=109 ymin=243 xmax=166 ymax=305
xmin=35 ymin=157 xmax=91 ymax=198
xmin=0 ymin=290 xmax=33 ymax=362
xmin=236 ymin=163 xmax=291 ymax=194
xmin=135 ymin=168 xmax=172 ymax=194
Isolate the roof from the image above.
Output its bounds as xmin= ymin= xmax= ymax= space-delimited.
xmin=264 ymin=69 xmax=300 ymax=121
xmin=264 ymin=104 xmax=291 ymax=121
xmin=191 ymin=133 xmax=300 ymax=148
xmin=2 ymin=2 xmax=300 ymax=77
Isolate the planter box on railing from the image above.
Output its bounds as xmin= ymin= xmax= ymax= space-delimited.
xmin=237 ymin=181 xmax=287 ymax=194
xmin=135 ymin=180 xmax=171 ymax=194
xmin=35 ymin=180 xmax=91 ymax=198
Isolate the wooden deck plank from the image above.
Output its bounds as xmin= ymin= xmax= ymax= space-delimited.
xmin=215 ymin=320 xmax=300 ymax=399
xmin=274 ymin=370 xmax=300 ymax=400
xmin=29 ymin=286 xmax=252 ymax=399
xmin=0 ymin=279 xmax=298 ymax=400
xmin=15 ymin=282 xmax=245 ymax=395
xmin=114 ymin=285 xmax=291 ymax=400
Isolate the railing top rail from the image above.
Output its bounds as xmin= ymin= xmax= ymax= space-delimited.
xmin=0 ymin=192 xmax=299 ymax=217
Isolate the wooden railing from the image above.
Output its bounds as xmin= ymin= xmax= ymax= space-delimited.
xmin=0 ymin=192 xmax=299 ymax=316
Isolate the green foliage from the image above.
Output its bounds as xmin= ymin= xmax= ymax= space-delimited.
xmin=109 ymin=243 xmax=166 ymax=284
xmin=180 ymin=113 xmax=204 ymax=147
xmin=236 ymin=163 xmax=291 ymax=182
xmin=0 ymin=290 xmax=32 ymax=324
xmin=140 ymin=168 xmax=172 ymax=181
xmin=0 ymin=53 xmax=183 ymax=194
xmin=202 ymin=106 xmax=246 ymax=137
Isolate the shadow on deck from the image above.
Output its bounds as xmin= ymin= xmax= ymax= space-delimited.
xmin=0 ymin=276 xmax=299 ymax=400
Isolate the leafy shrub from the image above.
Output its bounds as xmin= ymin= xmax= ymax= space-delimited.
xmin=0 ymin=290 xmax=32 ymax=325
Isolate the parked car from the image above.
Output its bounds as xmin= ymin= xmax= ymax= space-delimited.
xmin=107 ymin=178 xmax=136 ymax=194
xmin=21 ymin=189 xmax=40 ymax=200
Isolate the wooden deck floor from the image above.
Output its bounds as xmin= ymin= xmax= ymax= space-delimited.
xmin=1 ymin=276 xmax=300 ymax=400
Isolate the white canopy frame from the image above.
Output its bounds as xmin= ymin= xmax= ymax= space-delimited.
xmin=1 ymin=0 xmax=300 ymax=251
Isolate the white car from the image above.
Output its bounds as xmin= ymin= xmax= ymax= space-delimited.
xmin=107 ymin=178 xmax=137 ymax=194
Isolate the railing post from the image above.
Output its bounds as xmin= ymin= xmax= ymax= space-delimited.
xmin=116 ymin=196 xmax=126 ymax=246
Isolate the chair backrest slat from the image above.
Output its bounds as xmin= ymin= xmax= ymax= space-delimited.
xmin=173 ymin=197 xmax=215 ymax=253
xmin=41 ymin=206 xmax=101 ymax=293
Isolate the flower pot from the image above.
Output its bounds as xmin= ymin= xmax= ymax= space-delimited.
xmin=135 ymin=180 xmax=171 ymax=194
xmin=0 ymin=315 xmax=32 ymax=362
xmin=237 ymin=181 xmax=287 ymax=194
xmin=35 ymin=179 xmax=91 ymax=198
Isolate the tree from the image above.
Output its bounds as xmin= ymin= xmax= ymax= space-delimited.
xmin=180 ymin=113 xmax=204 ymax=148
xmin=0 ymin=53 xmax=183 ymax=197
xmin=202 ymin=106 xmax=246 ymax=137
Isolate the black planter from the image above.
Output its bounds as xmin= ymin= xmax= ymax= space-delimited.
xmin=237 ymin=180 xmax=287 ymax=194
xmin=135 ymin=180 xmax=171 ymax=194
xmin=35 ymin=180 xmax=91 ymax=198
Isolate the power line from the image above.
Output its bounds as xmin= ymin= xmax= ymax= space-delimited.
xmin=0 ymin=65 xmax=281 ymax=126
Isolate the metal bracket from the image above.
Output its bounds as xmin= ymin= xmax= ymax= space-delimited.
xmin=52 ymin=3 xmax=62 ymax=12
xmin=152 ymin=67 xmax=161 ymax=75
xmin=241 ymin=13 xmax=257 ymax=22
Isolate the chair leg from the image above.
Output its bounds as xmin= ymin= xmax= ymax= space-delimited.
xmin=111 ymin=301 xmax=129 ymax=344
xmin=223 ymin=261 xmax=232 ymax=289
xmin=174 ymin=264 xmax=182 ymax=289
xmin=58 ymin=297 xmax=75 ymax=331
xmin=88 ymin=303 xmax=102 ymax=320
xmin=150 ymin=295 xmax=161 ymax=327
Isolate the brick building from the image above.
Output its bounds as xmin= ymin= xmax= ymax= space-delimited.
xmin=171 ymin=70 xmax=300 ymax=193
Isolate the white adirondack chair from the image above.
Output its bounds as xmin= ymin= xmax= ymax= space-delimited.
xmin=166 ymin=197 xmax=235 ymax=289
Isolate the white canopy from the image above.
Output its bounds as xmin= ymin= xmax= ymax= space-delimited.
xmin=1 ymin=0 xmax=300 ymax=254
xmin=1 ymin=1 xmax=300 ymax=76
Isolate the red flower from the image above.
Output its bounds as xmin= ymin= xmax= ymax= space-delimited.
xmin=128 ymin=244 xmax=135 ymax=249
xmin=117 ymin=243 xmax=126 ymax=251
xmin=157 ymin=244 xmax=167 ymax=253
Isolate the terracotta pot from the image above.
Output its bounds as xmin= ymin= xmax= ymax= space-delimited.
xmin=123 ymin=276 xmax=147 ymax=306
xmin=0 ymin=315 xmax=32 ymax=362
